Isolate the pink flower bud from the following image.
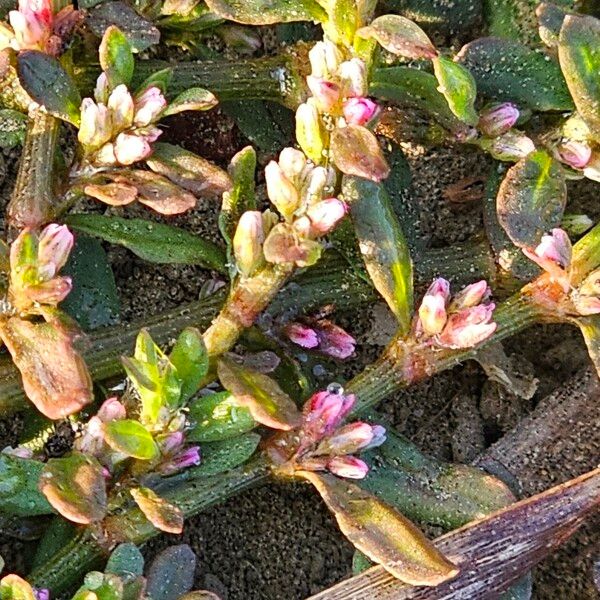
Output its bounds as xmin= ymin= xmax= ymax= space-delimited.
xmin=338 ymin=59 xmax=367 ymax=98
xmin=278 ymin=147 xmax=307 ymax=180
xmin=418 ymin=278 xmax=450 ymax=336
xmin=78 ymin=99 xmax=112 ymax=150
xmin=107 ymin=84 xmax=134 ymax=132
xmin=158 ymin=431 xmax=185 ymax=455
xmin=25 ymin=276 xmax=72 ymax=305
xmin=314 ymin=320 xmax=355 ymax=359
xmin=34 ymin=588 xmax=50 ymax=600
xmin=342 ymin=97 xmax=379 ymax=126
xmin=302 ymin=390 xmax=355 ymax=442
xmin=285 ymin=322 xmax=319 ymax=349
xmin=233 ymin=210 xmax=265 ymax=278
xmin=114 ymin=132 xmax=152 ymax=165
xmin=97 ymin=397 xmax=126 ymax=422
xmin=301 ymin=165 xmax=328 ymax=205
xmin=327 ymin=455 xmax=369 ymax=479
xmin=316 ymin=422 xmax=375 ymax=456
xmin=308 ymin=41 xmax=342 ymax=79
xmin=363 ymin=424 xmax=387 ymax=450
xmin=450 ymin=280 xmax=491 ymax=310
xmin=558 ymin=140 xmax=592 ymax=169
xmin=307 ymin=76 xmax=340 ymax=113
xmin=573 ymin=294 xmax=600 ymax=316
xmin=535 ymin=228 xmax=572 ymax=268
xmin=160 ymin=446 xmax=201 ymax=475
xmin=437 ymin=304 xmax=497 ymax=349
xmin=134 ymin=86 xmax=167 ymax=127
xmin=94 ymin=72 xmax=109 ymax=104
xmin=38 ymin=223 xmax=73 ymax=275
xmin=478 ymin=103 xmax=519 ymax=137
xmin=265 ymin=161 xmax=300 ymax=220
xmin=307 ymin=198 xmax=347 ymax=235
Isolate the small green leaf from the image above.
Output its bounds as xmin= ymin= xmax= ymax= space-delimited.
xmin=0 ymin=454 xmax=52 ymax=517
xmin=204 ymin=0 xmax=327 ymax=24
xmin=16 ymin=51 xmax=82 ymax=125
xmin=146 ymin=546 xmax=196 ymax=600
xmin=169 ymin=327 xmax=208 ymax=401
xmin=39 ymin=452 xmax=107 ymax=524
xmin=188 ymin=391 xmax=256 ymax=442
xmin=88 ymin=1 xmax=160 ymax=52
xmin=0 ymin=109 xmax=27 ymax=149
xmin=299 ymin=471 xmax=459 ymax=586
xmin=104 ymin=419 xmax=159 ymax=460
xmin=558 ymin=15 xmax=600 ymax=140
xmin=99 ymin=25 xmax=135 ymax=89
xmin=65 ymin=214 xmax=226 ymax=273
xmin=576 ymin=315 xmax=600 ymax=377
xmin=130 ymin=487 xmax=183 ymax=534
xmin=496 ymin=150 xmax=567 ymax=248
xmin=0 ymin=575 xmax=36 ymax=600
xmin=163 ymin=88 xmax=218 ymax=116
xmin=146 ymin=142 xmax=232 ymax=198
xmin=106 ymin=543 xmax=145 ymax=578
xmin=356 ymin=14 xmax=437 ymax=59
xmin=433 ymin=55 xmax=478 ymax=126
xmin=188 ymin=432 xmax=261 ymax=476
xmin=457 ymin=37 xmax=573 ymax=112
xmin=342 ymin=175 xmax=413 ymax=335
xmin=135 ymin=67 xmax=173 ymax=95
xmin=61 ymin=235 xmax=120 ymax=330
xmin=331 ymin=125 xmax=390 ymax=183
xmin=217 ymin=357 xmax=301 ymax=430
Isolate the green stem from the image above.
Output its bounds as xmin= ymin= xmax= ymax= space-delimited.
xmin=6 ymin=108 xmax=60 ymax=236
xmin=74 ymin=54 xmax=304 ymax=109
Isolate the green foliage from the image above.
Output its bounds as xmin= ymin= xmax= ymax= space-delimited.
xmin=188 ymin=432 xmax=261 ymax=476
xmin=105 ymin=544 xmax=145 ymax=578
xmin=0 ymin=110 xmax=27 ymax=149
xmin=104 ymin=419 xmax=160 ymax=459
xmin=169 ymin=327 xmax=209 ymax=401
xmin=99 ymin=26 xmax=135 ymax=89
xmin=204 ymin=0 xmax=327 ymax=24
xmin=0 ymin=454 xmax=51 ymax=517
xmin=432 ymin=56 xmax=478 ymax=126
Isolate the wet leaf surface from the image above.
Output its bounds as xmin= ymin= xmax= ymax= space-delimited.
xmin=130 ymin=487 xmax=184 ymax=534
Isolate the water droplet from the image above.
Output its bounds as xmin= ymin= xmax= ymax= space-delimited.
xmin=326 ymin=382 xmax=344 ymax=395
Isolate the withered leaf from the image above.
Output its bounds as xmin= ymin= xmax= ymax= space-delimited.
xmin=130 ymin=487 xmax=184 ymax=534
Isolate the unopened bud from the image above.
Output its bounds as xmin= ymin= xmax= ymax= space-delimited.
xmin=363 ymin=424 xmax=387 ymax=450
xmin=307 ymin=76 xmax=340 ymax=113
xmin=114 ymin=132 xmax=152 ymax=165
xmin=233 ymin=210 xmax=265 ymax=278
xmin=159 ymin=446 xmax=200 ymax=475
xmin=296 ymin=101 xmax=325 ymax=164
xmin=327 ymin=455 xmax=369 ymax=479
xmin=107 ymin=84 xmax=134 ymax=132
xmin=315 ymin=422 xmax=374 ymax=456
xmin=342 ymin=97 xmax=379 ymax=126
xmin=450 ymin=280 xmax=491 ymax=310
xmin=338 ymin=59 xmax=367 ymax=98
xmin=558 ymin=140 xmax=592 ymax=169
xmin=308 ymin=41 xmax=342 ymax=79
xmin=285 ymin=322 xmax=318 ymax=349
xmin=534 ymin=228 xmax=572 ymax=269
xmin=437 ymin=304 xmax=497 ymax=349
xmin=307 ymin=198 xmax=347 ymax=235
xmin=278 ymin=147 xmax=306 ymax=181
xmin=301 ymin=165 xmax=328 ymax=205
xmin=418 ymin=278 xmax=450 ymax=336
xmin=97 ymin=397 xmax=126 ymax=422
xmin=480 ymin=131 xmax=535 ymax=161
xmin=314 ymin=319 xmax=355 ymax=359
xmin=157 ymin=431 xmax=184 ymax=455
xmin=38 ymin=224 xmax=73 ymax=276
xmin=25 ymin=276 xmax=72 ymax=304
xmin=134 ymin=86 xmax=167 ymax=127
xmin=78 ymin=99 xmax=112 ymax=150
xmin=265 ymin=161 xmax=300 ymax=220
xmin=478 ymin=103 xmax=519 ymax=137
xmin=303 ymin=390 xmax=355 ymax=442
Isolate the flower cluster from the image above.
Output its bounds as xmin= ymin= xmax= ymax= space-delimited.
xmin=523 ymin=227 xmax=600 ymax=316
xmin=0 ymin=0 xmax=79 ymax=55
xmin=268 ymin=388 xmax=385 ymax=480
xmin=233 ymin=148 xmax=346 ymax=275
xmin=9 ymin=224 xmax=73 ymax=313
xmin=415 ymin=278 xmax=497 ymax=349
xmin=284 ymin=318 xmax=355 ymax=359
xmin=75 ymin=396 xmax=200 ymax=478
xmin=77 ymin=76 xmax=167 ymax=169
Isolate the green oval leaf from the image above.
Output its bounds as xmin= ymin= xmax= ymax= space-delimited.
xmin=331 ymin=125 xmax=390 ymax=183
xmin=104 ymin=419 xmax=159 ymax=460
xmin=432 ymin=56 xmax=478 ymax=126
xmin=106 ymin=543 xmax=145 ymax=578
xmin=163 ymin=88 xmax=218 ymax=116
xmin=299 ymin=471 xmax=459 ymax=586
xmin=558 ymin=15 xmax=600 ymax=140
xmin=188 ymin=432 xmax=261 ymax=476
xmin=130 ymin=487 xmax=183 ymax=534
xmin=217 ymin=357 xmax=301 ymax=430
xmin=356 ymin=14 xmax=437 ymax=59
xmin=342 ymin=175 xmax=413 ymax=335
xmin=0 ymin=454 xmax=52 ymax=517
xmin=16 ymin=51 xmax=81 ymax=125
xmin=39 ymin=452 xmax=107 ymax=524
xmin=146 ymin=545 xmax=196 ymax=600
xmin=496 ymin=150 xmax=567 ymax=248
xmin=99 ymin=25 xmax=134 ymax=89
xmin=169 ymin=327 xmax=208 ymax=402
xmin=457 ymin=37 xmax=574 ymax=112
xmin=64 ymin=214 xmax=226 ymax=273
xmin=204 ymin=0 xmax=327 ymax=24
xmin=188 ymin=391 xmax=256 ymax=442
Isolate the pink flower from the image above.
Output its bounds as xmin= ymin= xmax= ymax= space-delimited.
xmin=314 ymin=320 xmax=355 ymax=359
xmin=307 ymin=198 xmax=348 ymax=235
xmin=114 ymin=133 xmax=153 ymax=165
xmin=107 ymin=84 xmax=135 ymax=131
xmin=159 ymin=446 xmax=201 ymax=475
xmin=285 ymin=322 xmax=319 ymax=349
xmin=327 ymin=455 xmax=369 ymax=479
xmin=418 ymin=278 xmax=450 ymax=336
xmin=364 ymin=424 xmax=387 ymax=450
xmin=97 ymin=397 xmax=127 ymax=422
xmin=34 ymin=588 xmax=50 ymax=600
xmin=302 ymin=390 xmax=355 ymax=442
xmin=265 ymin=160 xmax=300 ymax=220
xmin=37 ymin=223 xmax=74 ymax=276
xmin=478 ymin=103 xmax=519 ymax=137
xmin=522 ymin=228 xmax=572 ymax=292
xmin=437 ymin=304 xmax=497 ymax=349
xmin=558 ymin=140 xmax=592 ymax=170
xmin=315 ymin=422 xmax=375 ymax=456
xmin=233 ymin=210 xmax=265 ymax=278
xmin=307 ymin=76 xmax=340 ymax=112
xmin=134 ymin=86 xmax=167 ymax=127
xmin=450 ymin=280 xmax=491 ymax=310
xmin=158 ymin=431 xmax=185 ymax=455
xmin=342 ymin=97 xmax=379 ymax=126
xmin=338 ymin=59 xmax=367 ymax=98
